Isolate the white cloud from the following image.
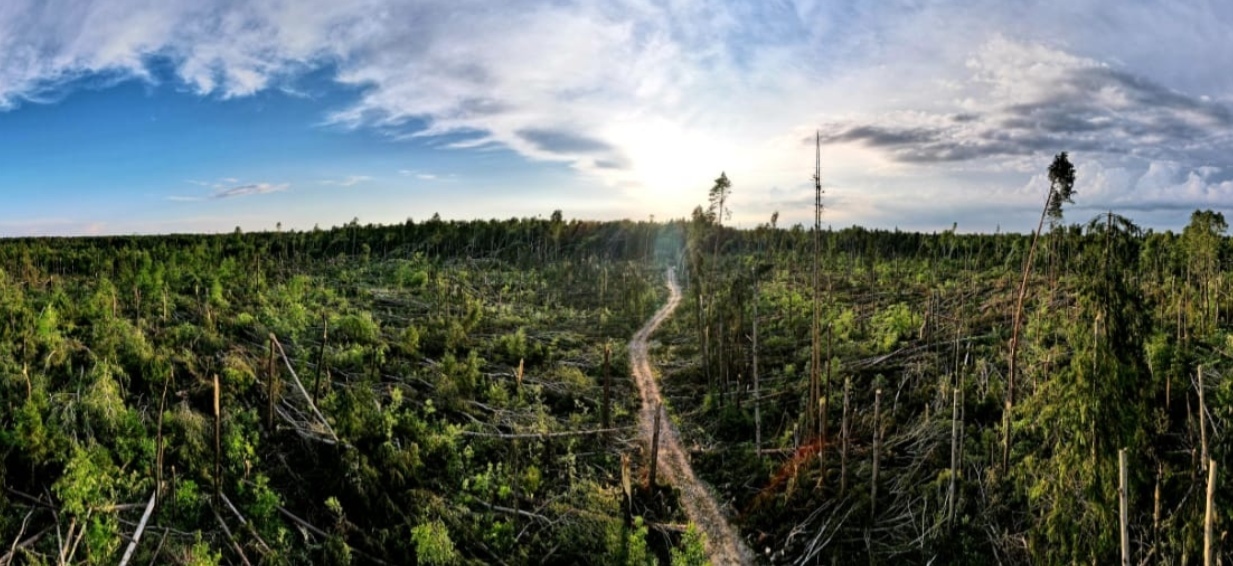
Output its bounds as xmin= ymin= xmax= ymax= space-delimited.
xmin=4 ymin=1 xmax=1233 ymax=230
xmin=169 ymin=178 xmax=288 ymax=201
xmin=321 ymin=175 xmax=373 ymax=187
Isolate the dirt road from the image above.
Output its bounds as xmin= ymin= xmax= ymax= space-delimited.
xmin=630 ymin=267 xmax=754 ymax=565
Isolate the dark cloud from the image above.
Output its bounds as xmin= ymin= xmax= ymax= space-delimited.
xmin=517 ymin=128 xmax=614 ymax=154
xmin=821 ymin=65 xmax=1233 ymax=166
xmin=825 ymin=125 xmax=942 ymax=146
xmin=593 ymin=158 xmax=630 ymax=170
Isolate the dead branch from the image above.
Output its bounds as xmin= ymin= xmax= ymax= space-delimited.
xmin=213 ymin=510 xmax=253 ymax=566
xmin=0 ymin=526 xmax=50 ymax=566
xmin=118 ymin=489 xmax=157 ymax=566
xmin=269 ymin=333 xmax=339 ymax=442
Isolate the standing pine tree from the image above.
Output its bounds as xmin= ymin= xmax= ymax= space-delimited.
xmin=1005 ymin=152 xmax=1076 ymax=468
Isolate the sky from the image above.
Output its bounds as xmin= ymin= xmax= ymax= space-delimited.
xmin=1 ymin=0 xmax=1232 ymax=236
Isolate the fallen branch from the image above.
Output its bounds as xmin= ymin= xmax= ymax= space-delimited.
xmin=213 ymin=510 xmax=253 ymax=566
xmin=219 ymin=492 xmax=272 ymax=555
xmin=472 ymin=499 xmax=553 ymax=524
xmin=275 ymin=505 xmax=391 ymax=566
xmin=269 ymin=333 xmax=339 ymax=442
xmin=0 ymin=526 xmax=50 ymax=566
xmin=459 ymin=426 xmax=633 ymax=439
xmin=118 ymin=489 xmax=157 ymax=566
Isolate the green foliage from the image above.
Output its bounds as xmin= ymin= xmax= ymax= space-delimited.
xmin=671 ymin=524 xmax=711 ymax=566
xmin=870 ymin=302 xmax=920 ymax=353
xmin=335 ymin=312 xmax=382 ymax=344
xmin=186 ymin=533 xmax=222 ymax=566
xmin=1046 ymin=152 xmax=1076 ymax=224
xmin=411 ymin=521 xmax=459 ymax=565
xmin=625 ymin=516 xmax=654 ymax=566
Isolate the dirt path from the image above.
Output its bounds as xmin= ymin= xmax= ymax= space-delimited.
xmin=630 ymin=267 xmax=754 ymax=565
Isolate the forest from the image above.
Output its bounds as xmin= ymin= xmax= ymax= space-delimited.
xmin=0 ymin=193 xmax=1230 ymax=564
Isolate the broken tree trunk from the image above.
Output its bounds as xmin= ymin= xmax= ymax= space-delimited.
xmin=1199 ymin=365 xmax=1208 ymax=473
xmin=313 ymin=315 xmax=328 ymax=404
xmin=1119 ymin=448 xmax=1129 ymax=566
xmin=1205 ymin=459 xmax=1217 ymax=566
xmin=949 ymin=377 xmax=961 ymax=527
xmin=871 ymin=388 xmax=882 ymax=520
xmin=214 ymin=373 xmax=222 ymax=509
xmin=649 ymin=404 xmax=662 ymax=487
xmin=840 ymin=374 xmax=850 ymax=496
xmin=603 ymin=344 xmax=612 ymax=430
xmin=117 ymin=489 xmax=158 ymax=566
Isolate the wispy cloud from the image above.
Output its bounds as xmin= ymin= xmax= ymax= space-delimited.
xmin=320 ymin=175 xmax=372 ymax=187
xmin=213 ymin=182 xmax=288 ymax=199
xmin=400 ymin=169 xmax=451 ymax=181
xmin=168 ymin=179 xmax=288 ymax=201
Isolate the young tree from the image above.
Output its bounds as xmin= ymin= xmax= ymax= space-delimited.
xmin=1180 ymin=210 xmax=1227 ymax=335
xmin=707 ymin=172 xmax=732 ymax=225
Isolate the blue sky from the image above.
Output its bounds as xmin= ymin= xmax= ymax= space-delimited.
xmin=1 ymin=1 xmax=1232 ymax=235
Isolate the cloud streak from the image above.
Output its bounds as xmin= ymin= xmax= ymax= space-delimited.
xmin=168 ymin=179 xmax=288 ymax=201
xmin=321 ymin=175 xmax=372 ymax=187
xmin=213 ymin=182 xmax=288 ymax=199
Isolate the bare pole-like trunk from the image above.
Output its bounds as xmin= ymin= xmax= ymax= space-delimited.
xmin=811 ymin=131 xmax=824 ymax=454
xmin=1199 ymin=365 xmax=1209 ymax=473
xmin=1004 ymin=185 xmax=1054 ymax=470
xmin=1204 ymin=459 xmax=1217 ymax=566
xmin=649 ymin=403 xmax=662 ymax=487
xmin=949 ymin=376 xmax=961 ymax=526
xmin=1119 ymin=448 xmax=1129 ymax=566
xmin=312 ymin=314 xmax=328 ymax=404
xmin=602 ymin=344 xmax=612 ymax=430
xmin=1153 ymin=461 xmax=1162 ymax=557
xmin=267 ymin=336 xmax=278 ymax=432
xmin=752 ymin=271 xmax=761 ymax=453
xmin=214 ymin=374 xmax=222 ymax=509
xmin=840 ymin=375 xmax=851 ymax=496
xmin=155 ymin=370 xmax=170 ymax=505
xmin=871 ymin=388 xmax=882 ymax=520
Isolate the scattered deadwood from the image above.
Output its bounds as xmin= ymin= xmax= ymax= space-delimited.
xmin=118 ymin=489 xmax=158 ymax=566
xmin=213 ymin=510 xmax=253 ymax=566
xmin=219 ymin=492 xmax=273 ymax=555
xmin=459 ymin=426 xmax=633 ymax=439
xmin=275 ymin=505 xmax=391 ymax=566
xmin=1 ymin=526 xmax=51 ymax=566
xmin=269 ymin=333 xmax=339 ymax=442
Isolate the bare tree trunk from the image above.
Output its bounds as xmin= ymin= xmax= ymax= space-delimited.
xmin=156 ymin=371 xmax=169 ymax=505
xmin=1005 ymin=188 xmax=1054 ymax=470
xmin=214 ymin=374 xmax=222 ymax=509
xmin=267 ymin=337 xmax=278 ymax=432
xmin=1154 ymin=462 xmax=1162 ymax=557
xmin=603 ymin=344 xmax=612 ymax=430
xmin=949 ymin=377 xmax=961 ymax=527
xmin=1199 ymin=365 xmax=1209 ymax=473
xmin=1205 ymin=459 xmax=1217 ymax=566
xmin=1119 ymin=448 xmax=1129 ymax=566
xmin=820 ymin=324 xmax=832 ymax=476
xmin=649 ymin=404 xmax=661 ymax=487
xmin=313 ymin=315 xmax=329 ymax=404
xmin=752 ymin=275 xmax=761 ymax=453
xmin=871 ymin=388 xmax=882 ymax=520
xmin=841 ymin=375 xmax=850 ymax=496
